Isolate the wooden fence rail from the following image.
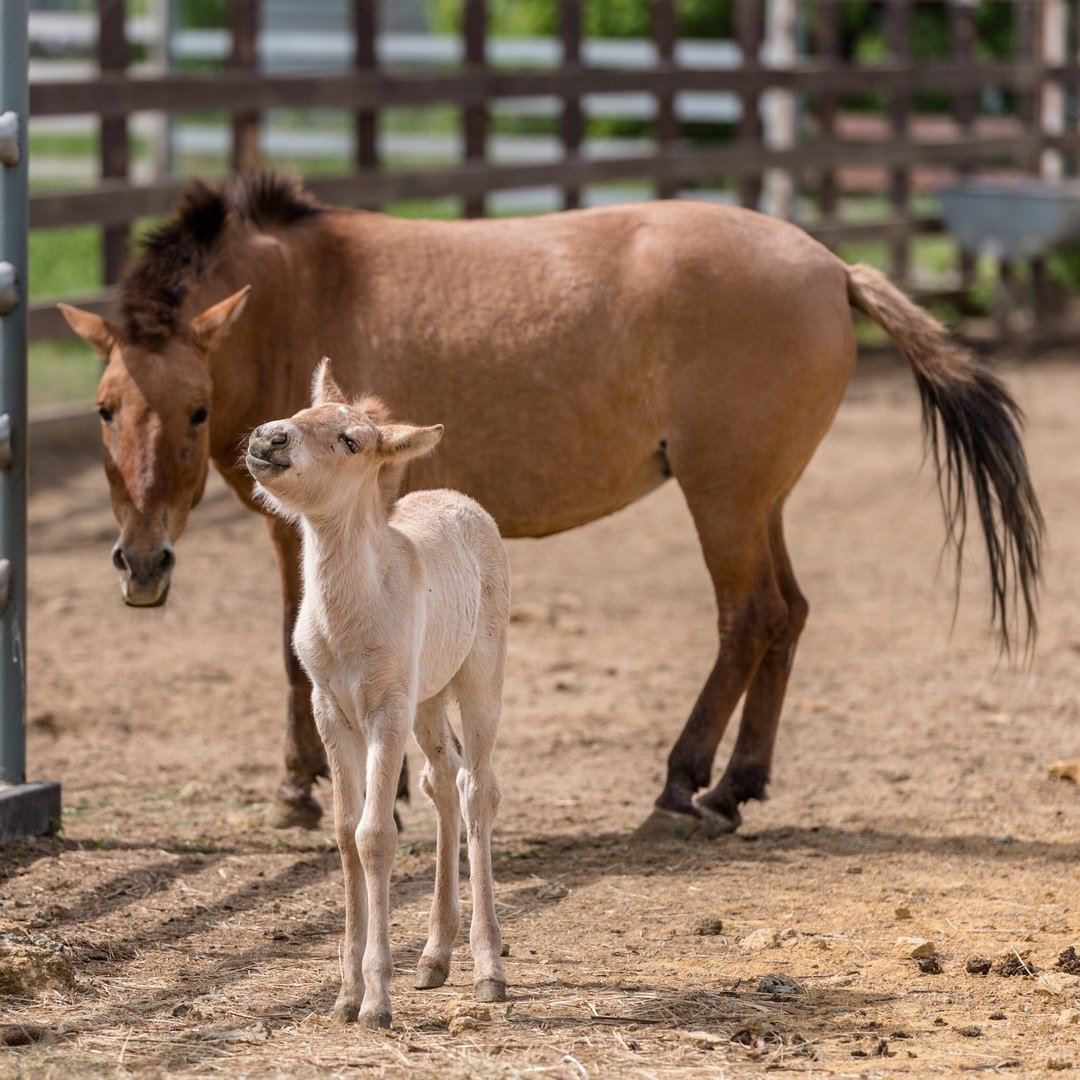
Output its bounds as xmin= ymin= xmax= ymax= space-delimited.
xmin=26 ymin=0 xmax=1080 ymax=343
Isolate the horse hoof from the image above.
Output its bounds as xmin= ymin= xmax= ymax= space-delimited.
xmin=631 ymin=807 xmax=702 ymax=843
xmin=357 ymin=1008 xmax=392 ymax=1031
xmin=475 ymin=978 xmax=507 ymax=1003
xmin=330 ymin=999 xmax=359 ymax=1025
xmin=266 ymin=793 xmax=323 ymax=830
xmin=696 ymin=804 xmax=741 ymax=838
xmin=415 ymin=960 xmax=449 ymax=990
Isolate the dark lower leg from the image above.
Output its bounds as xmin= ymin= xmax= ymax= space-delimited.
xmin=655 ymin=657 xmax=759 ymax=818
xmin=697 ymin=636 xmax=795 ymax=828
xmin=700 ymin=559 xmax=807 ymax=828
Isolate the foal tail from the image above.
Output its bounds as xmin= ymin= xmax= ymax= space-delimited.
xmin=845 ymin=262 xmax=1043 ymax=655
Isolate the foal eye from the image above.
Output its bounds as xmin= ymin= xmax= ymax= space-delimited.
xmin=190 ymin=407 xmax=209 ymax=426
xmin=96 ymin=405 xmax=113 ymax=423
xmin=339 ymin=434 xmax=358 ymax=454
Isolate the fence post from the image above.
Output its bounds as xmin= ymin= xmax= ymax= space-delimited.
xmin=559 ymin=0 xmax=584 ymax=210
xmin=462 ymin=0 xmax=488 ymax=218
xmin=950 ymin=0 xmax=978 ymax=290
xmin=230 ymin=0 xmax=260 ymax=173
xmin=763 ymin=0 xmax=798 ymax=219
xmin=98 ymin=0 xmax=129 ymax=284
xmin=0 ymin=0 xmax=62 ymax=843
xmin=735 ymin=0 xmax=764 ymax=209
xmin=885 ymin=0 xmax=910 ymax=283
xmin=813 ymin=1 xmax=841 ymax=223
xmin=1040 ymin=0 xmax=1067 ymax=181
xmin=652 ymin=0 xmax=678 ymax=199
xmin=354 ymin=0 xmax=379 ymax=207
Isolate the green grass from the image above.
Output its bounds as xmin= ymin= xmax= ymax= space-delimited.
xmin=29 ymin=340 xmax=101 ymax=408
xmin=29 ymin=225 xmax=102 ymax=300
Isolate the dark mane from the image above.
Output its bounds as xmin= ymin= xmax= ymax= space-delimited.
xmin=119 ymin=173 xmax=323 ymax=347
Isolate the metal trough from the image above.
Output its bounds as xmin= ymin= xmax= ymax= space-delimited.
xmin=938 ymin=177 xmax=1080 ymax=260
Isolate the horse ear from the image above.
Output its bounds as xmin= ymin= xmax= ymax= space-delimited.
xmin=190 ymin=285 xmax=251 ymax=353
xmin=57 ymin=304 xmax=120 ymax=360
xmin=311 ymin=357 xmax=348 ymax=406
xmin=378 ymin=423 xmax=443 ymax=463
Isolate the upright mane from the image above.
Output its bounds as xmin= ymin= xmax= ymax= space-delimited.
xmin=119 ymin=173 xmax=324 ymax=348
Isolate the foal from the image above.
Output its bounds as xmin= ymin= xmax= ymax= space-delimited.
xmin=246 ymin=359 xmax=509 ymax=1029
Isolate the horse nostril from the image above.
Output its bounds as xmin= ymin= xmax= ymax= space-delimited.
xmin=112 ymin=545 xmax=130 ymax=574
xmin=270 ymin=431 xmax=288 ymax=447
xmin=158 ymin=549 xmax=176 ymax=575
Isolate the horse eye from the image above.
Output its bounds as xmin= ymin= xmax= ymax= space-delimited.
xmin=339 ymin=434 xmax=358 ymax=454
xmin=96 ymin=405 xmax=113 ymax=423
xmin=190 ymin=407 xmax=209 ymax=426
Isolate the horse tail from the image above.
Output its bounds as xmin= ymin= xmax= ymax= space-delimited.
xmin=845 ymin=261 xmax=1043 ymax=655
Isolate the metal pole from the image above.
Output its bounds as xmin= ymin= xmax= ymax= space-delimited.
xmin=0 ymin=0 xmax=60 ymax=842
xmin=1 ymin=0 xmax=29 ymax=787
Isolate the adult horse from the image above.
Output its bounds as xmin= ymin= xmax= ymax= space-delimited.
xmin=60 ymin=174 xmax=1041 ymax=840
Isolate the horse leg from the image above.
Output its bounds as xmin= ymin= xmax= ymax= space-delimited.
xmin=356 ymin=705 xmax=410 ymax=1030
xmin=412 ymin=691 xmax=463 ymax=991
xmin=455 ymin=645 xmax=507 ymax=1002
xmin=264 ymin=516 xmax=327 ymax=828
xmin=697 ymin=514 xmax=808 ymax=836
xmin=313 ymin=693 xmax=368 ymax=1024
xmin=635 ymin=491 xmax=788 ymax=842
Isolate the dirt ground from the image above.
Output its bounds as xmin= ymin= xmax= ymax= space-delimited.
xmin=2 ymin=357 xmax=1078 ymax=1078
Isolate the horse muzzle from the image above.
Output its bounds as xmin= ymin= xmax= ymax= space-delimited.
xmin=112 ymin=541 xmax=175 ymax=607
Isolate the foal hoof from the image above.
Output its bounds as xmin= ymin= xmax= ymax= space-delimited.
xmin=266 ymin=792 xmax=323 ymax=830
xmin=475 ymin=978 xmax=507 ymax=1003
xmin=415 ymin=960 xmax=449 ymax=990
xmin=330 ymin=999 xmax=359 ymax=1025
xmin=631 ymin=807 xmax=702 ymax=843
xmin=357 ymin=1008 xmax=392 ymax=1031
xmin=696 ymin=804 xmax=741 ymax=839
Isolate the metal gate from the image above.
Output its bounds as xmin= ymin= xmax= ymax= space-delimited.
xmin=1 ymin=0 xmax=60 ymax=844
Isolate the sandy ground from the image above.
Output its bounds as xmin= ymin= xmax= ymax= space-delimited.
xmin=1 ymin=358 xmax=1078 ymax=1078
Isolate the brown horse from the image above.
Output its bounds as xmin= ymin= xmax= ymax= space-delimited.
xmin=60 ymin=174 xmax=1042 ymax=840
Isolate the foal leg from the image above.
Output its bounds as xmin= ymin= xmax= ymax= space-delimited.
xmin=312 ymin=693 xmax=368 ymax=1024
xmin=698 ymin=516 xmax=808 ymax=835
xmin=412 ymin=691 xmax=463 ymax=990
xmin=456 ymin=658 xmax=506 ymax=1003
xmin=635 ymin=496 xmax=788 ymax=843
xmin=356 ymin=706 xmax=410 ymax=1030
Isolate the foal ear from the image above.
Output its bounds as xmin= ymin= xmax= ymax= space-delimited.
xmin=311 ymin=357 xmax=348 ymax=406
xmin=190 ymin=285 xmax=251 ymax=353
xmin=57 ymin=304 xmax=121 ymax=360
xmin=377 ymin=423 xmax=444 ymax=463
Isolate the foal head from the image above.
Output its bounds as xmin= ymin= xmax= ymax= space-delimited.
xmin=246 ymin=358 xmax=443 ymax=522
xmin=59 ymin=287 xmax=251 ymax=606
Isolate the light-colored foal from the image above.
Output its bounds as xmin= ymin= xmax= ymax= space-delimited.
xmin=246 ymin=358 xmax=509 ymax=1029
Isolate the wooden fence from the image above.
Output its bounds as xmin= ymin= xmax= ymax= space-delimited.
xmin=27 ymin=0 xmax=1080 ymax=342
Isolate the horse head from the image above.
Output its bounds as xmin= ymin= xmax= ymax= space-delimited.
xmin=59 ymin=286 xmax=250 ymax=607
